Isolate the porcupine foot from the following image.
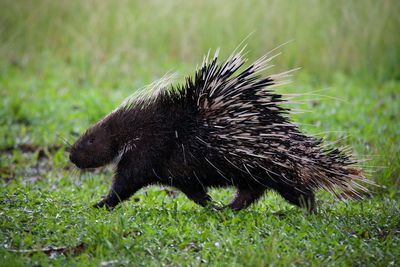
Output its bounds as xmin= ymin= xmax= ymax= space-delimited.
xmin=276 ymin=186 xmax=316 ymax=213
xmin=93 ymin=183 xmax=143 ymax=210
xmin=180 ymin=187 xmax=220 ymax=210
xmin=93 ymin=180 xmax=147 ymax=210
xmin=93 ymin=182 xmax=141 ymax=210
xmin=92 ymin=185 xmax=133 ymax=210
xmin=227 ymin=187 xmax=266 ymax=211
xmin=93 ymin=198 xmax=114 ymax=210
xmin=93 ymin=186 xmax=128 ymax=210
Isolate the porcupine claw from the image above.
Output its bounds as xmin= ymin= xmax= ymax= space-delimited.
xmin=93 ymin=199 xmax=115 ymax=210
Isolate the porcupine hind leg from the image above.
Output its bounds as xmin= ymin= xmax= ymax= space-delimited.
xmin=179 ymin=186 xmax=218 ymax=209
xmin=227 ymin=187 xmax=267 ymax=211
xmin=93 ymin=153 xmax=151 ymax=209
xmin=276 ymin=186 xmax=316 ymax=213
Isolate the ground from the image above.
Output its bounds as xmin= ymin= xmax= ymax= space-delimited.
xmin=0 ymin=1 xmax=399 ymax=266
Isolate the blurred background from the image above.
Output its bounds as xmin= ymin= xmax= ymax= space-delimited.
xmin=1 ymin=0 xmax=399 ymax=82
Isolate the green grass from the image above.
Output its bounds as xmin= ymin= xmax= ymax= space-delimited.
xmin=1 ymin=1 xmax=399 ymax=266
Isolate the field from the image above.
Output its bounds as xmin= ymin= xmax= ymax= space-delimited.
xmin=1 ymin=0 xmax=399 ymax=266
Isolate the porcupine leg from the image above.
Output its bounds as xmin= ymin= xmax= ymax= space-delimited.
xmin=93 ymin=153 xmax=150 ymax=209
xmin=276 ymin=186 xmax=316 ymax=213
xmin=180 ymin=187 xmax=217 ymax=209
xmin=93 ymin=175 xmax=147 ymax=209
xmin=227 ymin=187 xmax=266 ymax=211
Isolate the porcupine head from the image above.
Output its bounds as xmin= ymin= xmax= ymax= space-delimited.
xmin=69 ymin=79 xmax=163 ymax=169
xmin=69 ymin=115 xmax=120 ymax=169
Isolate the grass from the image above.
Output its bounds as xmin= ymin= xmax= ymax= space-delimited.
xmin=1 ymin=0 xmax=399 ymax=266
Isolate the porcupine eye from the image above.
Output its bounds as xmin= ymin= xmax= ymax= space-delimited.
xmin=87 ymin=136 xmax=95 ymax=145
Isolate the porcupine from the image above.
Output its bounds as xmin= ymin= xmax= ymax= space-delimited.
xmin=69 ymin=48 xmax=371 ymax=212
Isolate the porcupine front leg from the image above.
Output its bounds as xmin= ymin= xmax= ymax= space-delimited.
xmin=93 ymin=153 xmax=151 ymax=209
xmin=93 ymin=174 xmax=147 ymax=209
xmin=227 ymin=187 xmax=267 ymax=211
